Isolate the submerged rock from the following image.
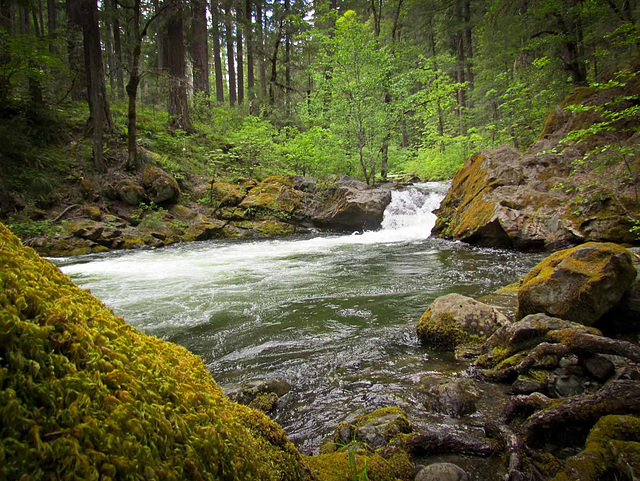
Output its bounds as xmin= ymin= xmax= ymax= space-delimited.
xmin=421 ymin=377 xmax=481 ymax=417
xmin=417 ymin=294 xmax=509 ymax=349
xmin=415 ymin=463 xmax=470 ymax=481
xmin=224 ymin=378 xmax=292 ymax=414
xmin=516 ymin=242 xmax=636 ymax=325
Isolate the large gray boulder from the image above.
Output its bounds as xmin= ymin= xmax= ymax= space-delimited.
xmin=421 ymin=377 xmax=481 ymax=417
xmin=417 ymin=294 xmax=509 ymax=349
xmin=308 ymin=176 xmax=391 ymax=231
xmin=516 ymin=242 xmax=636 ymax=325
xmin=415 ymin=463 xmax=470 ymax=481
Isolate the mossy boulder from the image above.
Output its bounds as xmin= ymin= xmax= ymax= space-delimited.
xmin=421 ymin=377 xmax=481 ymax=417
xmin=305 ymin=447 xmax=413 ymax=481
xmin=207 ymin=181 xmax=247 ymax=206
xmin=516 ymin=243 xmax=637 ymax=325
xmin=180 ymin=215 xmax=227 ymax=242
xmin=232 ymin=219 xmax=295 ymax=237
xmin=239 ymin=175 xmax=303 ymax=216
xmin=417 ymin=294 xmax=509 ymax=349
xmin=416 ymin=463 xmax=470 ymax=481
xmin=552 ymin=414 xmax=640 ymax=481
xmin=432 ymin=77 xmax=640 ymax=249
xmin=0 ymin=223 xmax=313 ymax=480
xmin=142 ymin=166 xmax=180 ymax=204
xmin=115 ymin=178 xmax=145 ymax=206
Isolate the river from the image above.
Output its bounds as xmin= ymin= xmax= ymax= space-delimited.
xmin=55 ymin=182 xmax=542 ymax=456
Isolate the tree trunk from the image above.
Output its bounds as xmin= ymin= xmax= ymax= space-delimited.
xmin=112 ymin=1 xmax=124 ymax=100
xmin=211 ymin=0 xmax=224 ymax=103
xmin=256 ymin=0 xmax=267 ymax=99
xmin=126 ymin=0 xmax=142 ymax=170
xmin=191 ymin=0 xmax=210 ymax=97
xmin=463 ymin=0 xmax=474 ymax=107
xmin=166 ymin=7 xmax=192 ymax=131
xmin=246 ymin=0 xmax=255 ymax=112
xmin=225 ymin=6 xmax=236 ymax=106
xmin=236 ymin=7 xmax=244 ymax=104
xmin=103 ymin=0 xmax=115 ymax=93
xmin=154 ymin=0 xmax=166 ymax=73
xmin=68 ymin=0 xmax=112 ymax=172
xmin=66 ymin=0 xmax=86 ymax=101
xmin=47 ymin=0 xmax=57 ymax=53
xmin=269 ymin=18 xmax=283 ymax=106
xmin=284 ymin=0 xmax=291 ymax=115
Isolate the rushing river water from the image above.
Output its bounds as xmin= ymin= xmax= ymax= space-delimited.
xmin=55 ymin=183 xmax=543 ymax=457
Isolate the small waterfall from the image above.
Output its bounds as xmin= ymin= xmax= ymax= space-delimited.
xmin=377 ymin=182 xmax=448 ymax=240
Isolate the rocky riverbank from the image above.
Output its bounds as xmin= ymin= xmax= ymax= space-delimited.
xmin=433 ymin=71 xmax=640 ymax=250
xmin=8 ymin=172 xmax=392 ymax=257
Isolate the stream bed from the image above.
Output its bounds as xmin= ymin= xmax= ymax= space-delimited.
xmin=54 ymin=183 xmax=543 ymax=461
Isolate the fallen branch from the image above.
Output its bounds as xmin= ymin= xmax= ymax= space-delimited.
xmin=484 ymin=421 xmax=530 ymax=481
xmin=385 ymin=427 xmax=496 ymax=457
xmin=501 ymin=392 xmax=553 ymax=424
xmin=53 ymin=204 xmax=80 ymax=222
xmin=523 ymin=380 xmax=640 ymax=446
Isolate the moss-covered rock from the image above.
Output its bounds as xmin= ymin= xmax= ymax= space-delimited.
xmin=516 ymin=242 xmax=637 ymax=325
xmin=417 ymin=294 xmax=509 ymax=349
xmin=0 ymin=223 xmax=313 ymax=480
xmin=240 ymin=175 xmax=303 ymax=217
xmin=142 ymin=166 xmax=180 ymax=204
xmin=421 ymin=377 xmax=481 ymax=417
xmin=232 ymin=219 xmax=295 ymax=237
xmin=552 ymin=415 xmax=640 ymax=481
xmin=115 ymin=178 xmax=144 ymax=206
xmin=207 ymin=181 xmax=247 ymax=207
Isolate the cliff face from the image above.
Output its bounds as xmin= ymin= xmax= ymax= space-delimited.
xmin=433 ymin=74 xmax=640 ymax=251
xmin=0 ymin=223 xmax=312 ymax=480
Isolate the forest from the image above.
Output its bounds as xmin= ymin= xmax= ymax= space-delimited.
xmin=1 ymin=0 xmax=639 ymax=192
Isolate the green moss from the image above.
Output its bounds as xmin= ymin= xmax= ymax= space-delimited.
xmin=206 ymin=182 xmax=247 ymax=207
xmin=304 ymin=448 xmax=413 ymax=481
xmin=249 ymin=392 xmax=279 ymax=413
xmin=239 ymin=176 xmax=303 ymax=216
xmin=416 ymin=311 xmax=485 ymax=350
xmin=0 ymin=223 xmax=313 ymax=480
xmin=552 ymin=415 xmax=640 ymax=481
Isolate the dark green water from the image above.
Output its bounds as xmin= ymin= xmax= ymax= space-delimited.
xmin=56 ymin=184 xmax=543 ymax=455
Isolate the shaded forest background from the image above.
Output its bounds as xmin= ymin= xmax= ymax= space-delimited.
xmin=1 ymin=0 xmax=639 ymax=195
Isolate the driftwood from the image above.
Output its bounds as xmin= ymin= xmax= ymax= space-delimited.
xmin=384 ymin=427 xmax=495 ymax=457
xmin=523 ymin=380 xmax=640 ymax=445
xmin=484 ymin=421 xmax=533 ymax=481
xmin=53 ymin=204 xmax=80 ymax=222
xmin=501 ymin=392 xmax=553 ymax=424
xmin=476 ymin=329 xmax=640 ymax=382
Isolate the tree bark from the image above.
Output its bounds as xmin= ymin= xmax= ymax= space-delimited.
xmin=269 ymin=17 xmax=283 ymax=106
xmin=103 ymin=0 xmax=115 ymax=93
xmin=256 ymin=0 xmax=267 ymax=99
xmin=166 ymin=6 xmax=192 ymax=130
xmin=236 ymin=7 xmax=244 ymax=104
xmin=225 ymin=6 xmax=236 ymax=106
xmin=246 ymin=0 xmax=255 ymax=112
xmin=47 ymin=0 xmax=57 ymax=53
xmin=191 ymin=0 xmax=210 ymax=97
xmin=211 ymin=0 xmax=224 ymax=103
xmin=284 ymin=0 xmax=291 ymax=115
xmin=385 ymin=428 xmax=495 ymax=457
xmin=68 ymin=0 xmax=112 ymax=172
xmin=112 ymin=1 xmax=124 ymax=100
xmin=463 ymin=0 xmax=474 ymax=106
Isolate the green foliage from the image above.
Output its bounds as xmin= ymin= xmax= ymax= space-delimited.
xmin=348 ymin=450 xmax=370 ymax=481
xmin=6 ymin=218 xmax=63 ymax=238
xmin=394 ymin=142 xmax=469 ymax=179
xmin=227 ymin=116 xmax=278 ymax=178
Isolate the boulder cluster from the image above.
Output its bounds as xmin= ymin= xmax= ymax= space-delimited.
xmin=25 ymin=173 xmax=392 ymax=256
xmin=416 ymin=242 xmax=640 ymax=480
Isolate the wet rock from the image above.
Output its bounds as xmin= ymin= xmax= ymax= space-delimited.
xmin=417 ymin=294 xmax=509 ymax=349
xmin=581 ymin=354 xmax=615 ymax=382
xmin=116 ymin=178 xmax=145 ymax=206
xmin=415 ymin=463 xmax=470 ymax=481
xmin=83 ymin=205 xmax=101 ymax=220
xmin=307 ymin=175 xmax=392 ymax=231
xmin=483 ymin=313 xmax=598 ymax=356
xmin=231 ymin=219 xmax=294 ymax=237
xmin=355 ymin=407 xmax=412 ymax=449
xmin=511 ymin=374 xmax=547 ymax=395
xmin=324 ymin=407 xmax=412 ymax=452
xmin=549 ymin=373 xmax=585 ymax=398
xmin=142 ymin=166 xmax=180 ymax=204
xmin=181 ymin=216 xmax=227 ymax=242
xmin=516 ymin=242 xmax=636 ymax=326
xmin=599 ymin=247 xmax=640 ymax=332
xmin=224 ymin=378 xmax=291 ymax=408
xmin=421 ymin=377 xmax=481 ymax=417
